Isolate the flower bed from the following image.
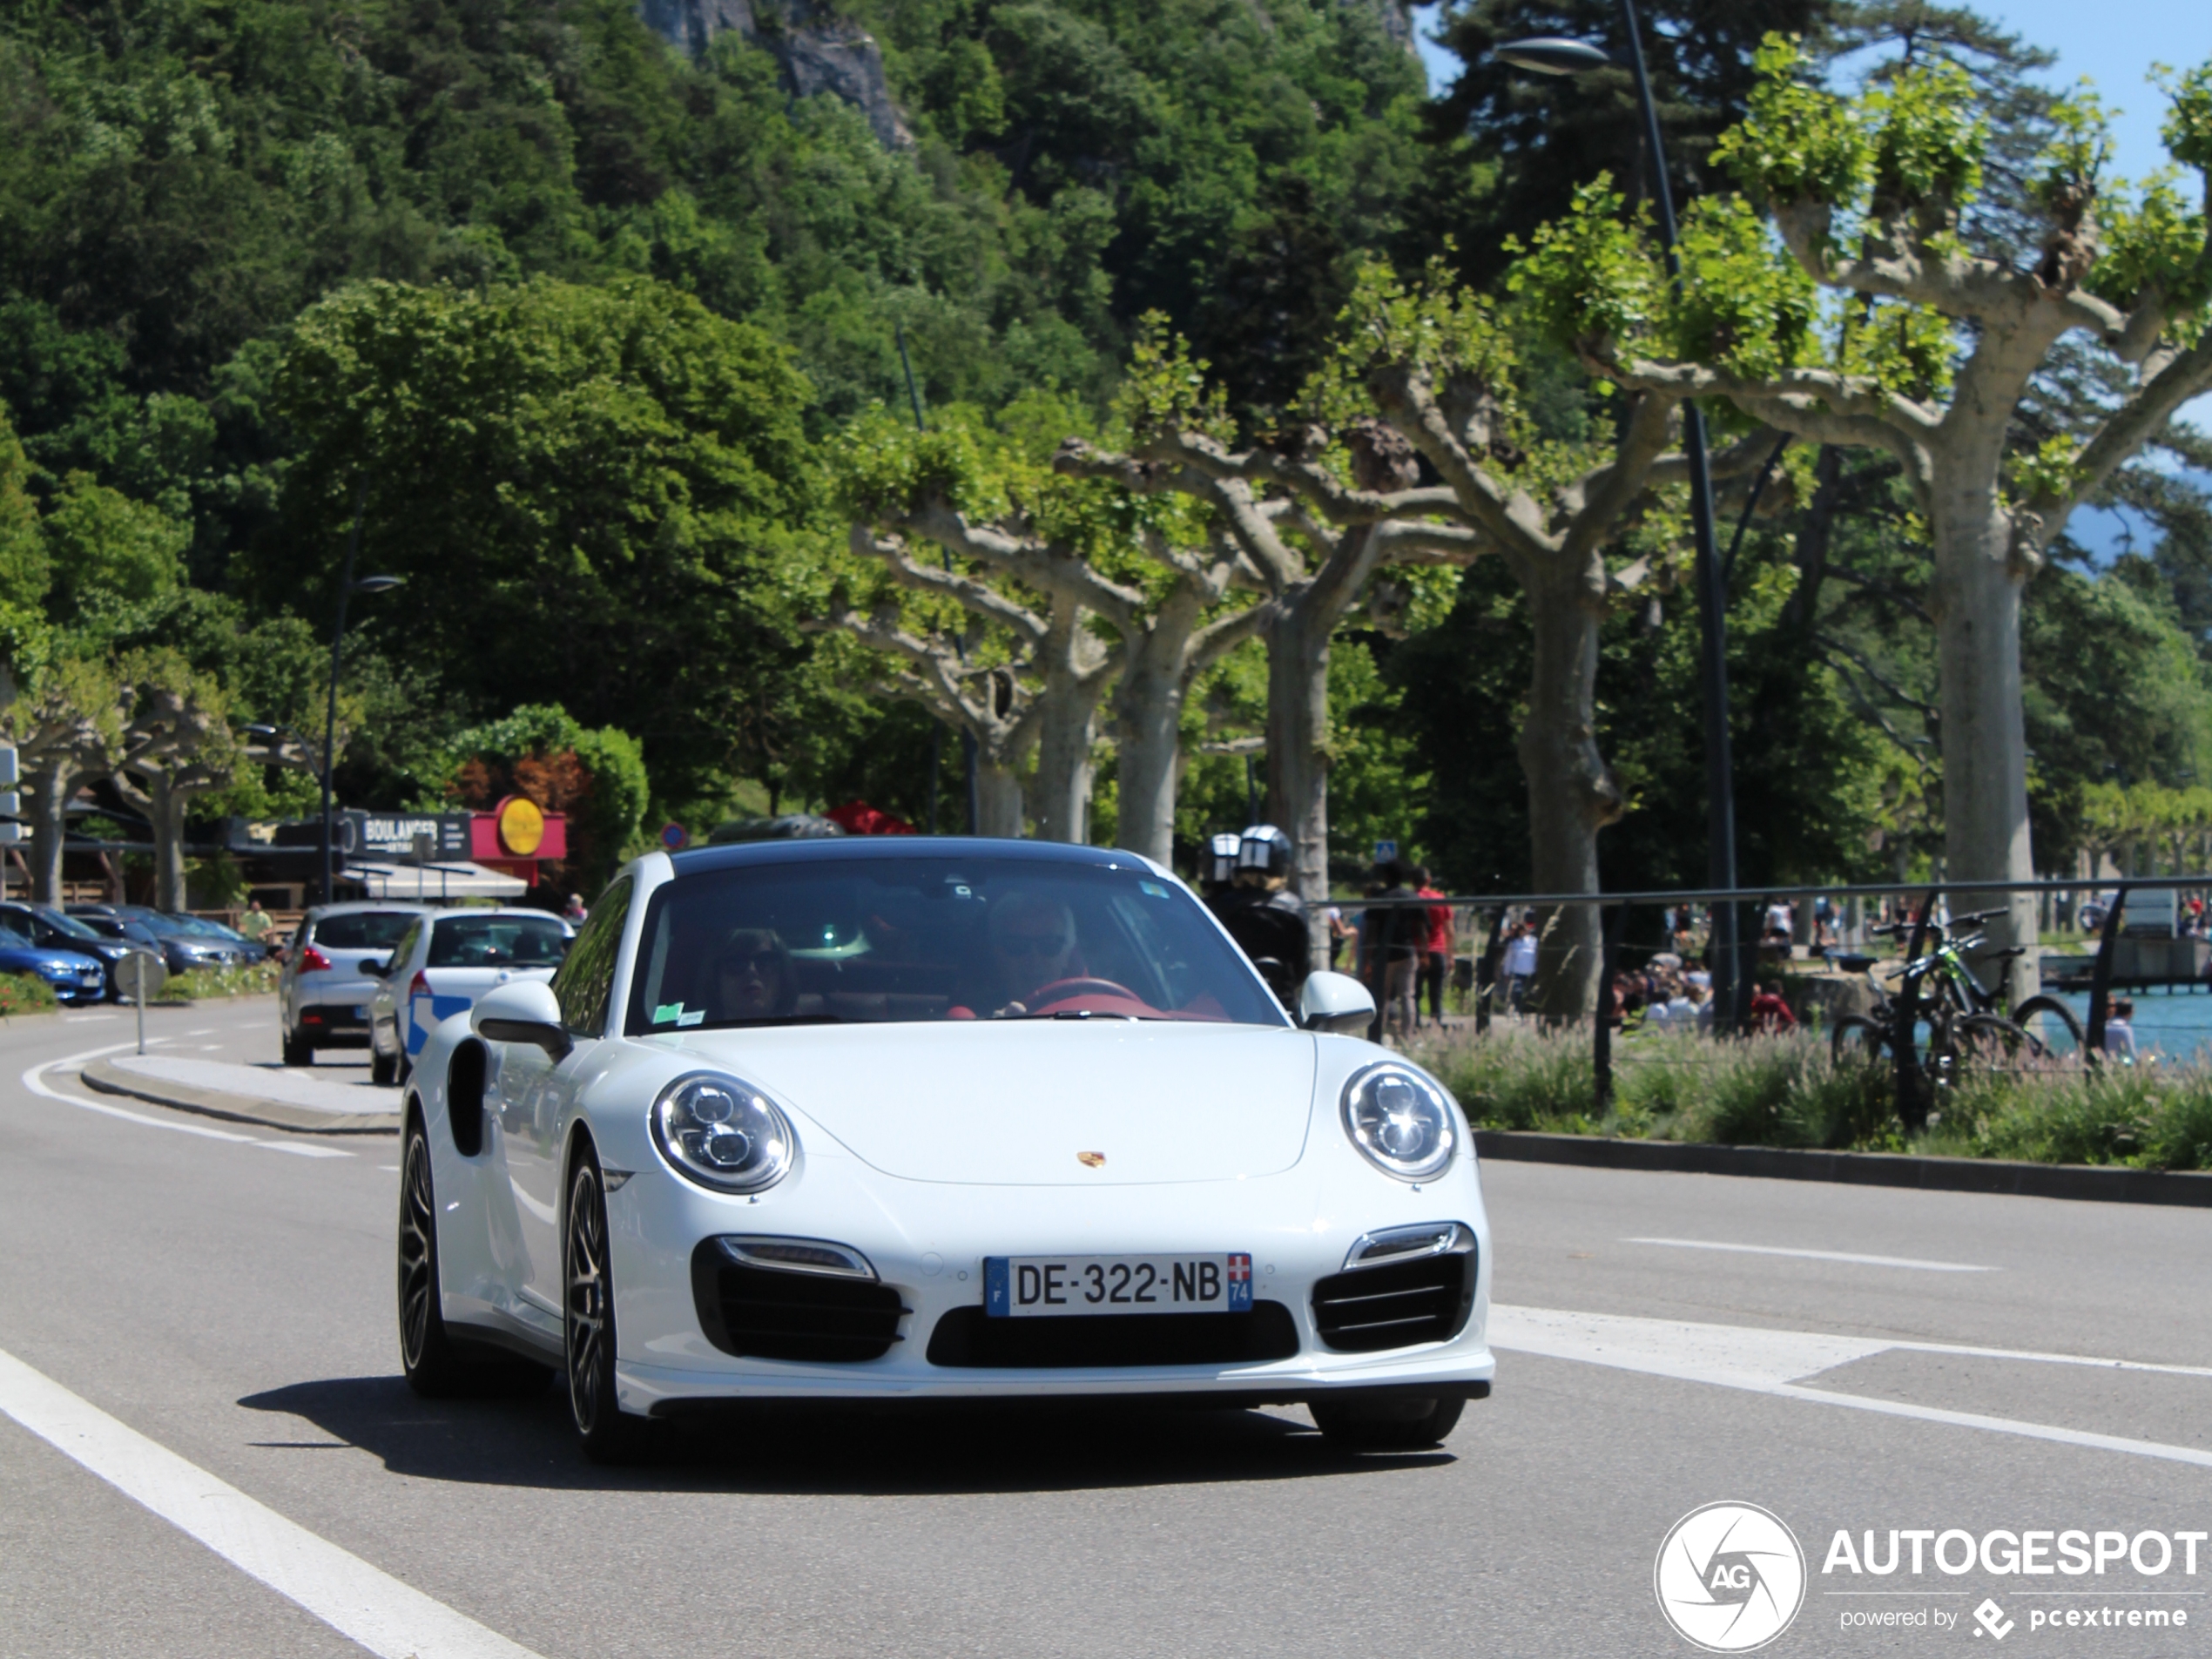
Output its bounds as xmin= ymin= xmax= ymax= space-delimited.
xmin=0 ymin=973 xmax=62 ymax=1016
xmin=1405 ymin=1025 xmax=2212 ymax=1173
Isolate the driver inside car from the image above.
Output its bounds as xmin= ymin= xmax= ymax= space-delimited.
xmin=711 ymin=927 xmax=797 ymax=1022
xmin=985 ymin=893 xmax=1080 ymax=1016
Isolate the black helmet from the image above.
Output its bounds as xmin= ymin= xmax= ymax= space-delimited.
xmin=1237 ymin=823 xmax=1293 ymax=880
xmin=1207 ymin=832 xmax=1242 ymax=887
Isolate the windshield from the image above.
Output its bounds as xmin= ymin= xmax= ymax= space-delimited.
xmin=428 ymin=914 xmax=570 ymax=968
xmin=33 ymin=909 xmax=104 ymax=941
xmin=311 ymin=911 xmax=421 ymax=949
xmin=168 ymin=914 xmax=243 ymax=941
xmin=625 ymin=856 xmax=1284 ymax=1033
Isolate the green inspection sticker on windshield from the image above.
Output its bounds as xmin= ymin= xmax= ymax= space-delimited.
xmin=653 ymin=1002 xmax=687 ymax=1025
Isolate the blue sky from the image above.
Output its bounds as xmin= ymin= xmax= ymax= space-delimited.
xmin=1406 ymin=0 xmax=2212 ymax=499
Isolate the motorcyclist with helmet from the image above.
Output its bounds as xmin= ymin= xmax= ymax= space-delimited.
xmin=1204 ymin=824 xmax=1311 ymax=1007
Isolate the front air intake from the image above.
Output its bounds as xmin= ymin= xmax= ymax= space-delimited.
xmin=1310 ymin=1250 xmax=1475 ymax=1352
xmin=690 ymin=1242 xmax=908 ymax=1362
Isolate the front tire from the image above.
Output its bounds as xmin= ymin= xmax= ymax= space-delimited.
xmin=565 ymin=1147 xmax=647 ymax=1462
xmin=2013 ymin=995 xmax=2087 ymax=1059
xmin=283 ymin=1026 xmax=313 ymax=1068
xmin=1311 ymin=1393 xmax=1466 ymax=1450
xmin=1830 ymin=1013 xmax=1891 ymax=1067
xmin=370 ymin=1042 xmax=397 ymax=1086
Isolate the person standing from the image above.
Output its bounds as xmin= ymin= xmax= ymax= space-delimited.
xmin=1367 ymin=860 xmax=1421 ymax=1039
xmin=1501 ymin=920 xmax=1539 ymax=1014
xmin=238 ymin=898 xmax=273 ymax=948
xmin=1413 ymin=865 xmax=1452 ymax=1028
xmin=563 ymin=893 xmax=589 ymax=924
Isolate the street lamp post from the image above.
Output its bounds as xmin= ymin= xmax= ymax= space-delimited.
xmin=1498 ymin=8 xmax=1742 ymax=1028
xmin=320 ymin=497 xmax=403 ymax=906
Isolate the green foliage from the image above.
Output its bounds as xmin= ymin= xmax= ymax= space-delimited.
xmin=164 ymin=960 xmax=281 ymax=1000
xmin=1502 ymin=179 xmax=1662 ymax=354
xmin=1714 ymin=33 xmax=1870 ymax=210
xmin=260 ymin=275 xmax=810 ymax=802
xmin=2157 ymin=61 xmax=2212 ymax=172
xmin=1116 ymin=314 xmax=1236 ymax=444
xmin=1669 ymin=196 xmax=1817 ymax=377
xmin=1864 ymin=56 xmax=1986 ymax=216
xmin=0 ymin=401 xmax=46 ymax=609
xmin=40 ymin=472 xmax=187 ymax=620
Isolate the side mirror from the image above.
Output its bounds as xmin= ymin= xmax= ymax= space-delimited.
xmin=1299 ymin=969 xmax=1375 ymax=1036
xmin=473 ymin=977 xmax=571 ymax=1058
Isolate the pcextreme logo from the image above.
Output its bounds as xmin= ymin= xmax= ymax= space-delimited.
xmin=1655 ymin=1501 xmax=1809 ymax=1653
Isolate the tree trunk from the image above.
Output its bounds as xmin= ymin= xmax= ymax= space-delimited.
xmin=1516 ymin=570 xmax=1621 ymax=1022
xmin=974 ymin=764 xmax=1025 ymax=839
xmin=25 ymin=760 xmax=73 ymax=904
xmin=1264 ymin=599 xmax=1332 ymax=974
xmin=149 ymin=778 xmax=189 ymax=914
xmin=1112 ymin=587 xmax=1205 ymax=868
xmin=1029 ymin=602 xmax=1107 ymax=845
xmin=1931 ymin=492 xmax=2037 ymax=1006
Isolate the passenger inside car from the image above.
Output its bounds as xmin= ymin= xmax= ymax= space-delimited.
xmin=984 ymin=892 xmax=1082 ymax=1015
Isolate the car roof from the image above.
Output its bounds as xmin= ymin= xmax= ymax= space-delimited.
xmin=303 ymin=901 xmax=438 ymax=919
xmin=665 ymin=836 xmax=1159 ymax=878
xmin=428 ymin=908 xmax=572 ymax=927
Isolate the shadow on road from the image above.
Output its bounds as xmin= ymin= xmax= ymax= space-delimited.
xmin=238 ymin=1375 xmax=1451 ymax=1494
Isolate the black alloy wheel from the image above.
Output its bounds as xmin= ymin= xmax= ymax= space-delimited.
xmin=398 ymin=1121 xmax=469 ymax=1394
xmin=565 ymin=1148 xmax=646 ymax=1462
xmin=1310 ymin=1393 xmax=1466 ymax=1450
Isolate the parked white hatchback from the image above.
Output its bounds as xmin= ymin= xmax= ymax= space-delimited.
xmin=368 ymin=907 xmax=575 ymax=1086
xmin=396 ymin=838 xmax=1494 ymax=1463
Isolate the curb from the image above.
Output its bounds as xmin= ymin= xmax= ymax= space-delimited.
xmin=1472 ymin=1130 xmax=2212 ymax=1209
xmin=81 ymin=1058 xmax=401 ymax=1136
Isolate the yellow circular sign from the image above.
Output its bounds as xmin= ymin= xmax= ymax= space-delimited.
xmin=496 ymin=795 xmax=546 ymax=857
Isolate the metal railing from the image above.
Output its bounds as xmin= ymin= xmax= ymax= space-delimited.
xmin=1338 ymin=874 xmax=2209 ymax=1130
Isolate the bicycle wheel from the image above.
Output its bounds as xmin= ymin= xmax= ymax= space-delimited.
xmin=2012 ymin=995 xmax=2088 ymax=1061
xmin=1953 ymin=1013 xmax=2048 ymax=1077
xmin=1831 ymin=1013 xmax=1892 ymax=1066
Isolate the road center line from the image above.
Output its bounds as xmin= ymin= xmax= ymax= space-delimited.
xmin=1622 ymin=1238 xmax=1993 ymax=1272
xmin=18 ymin=1049 xmax=349 ymax=1158
xmin=1492 ymin=1305 xmax=2212 ymax=1468
xmin=0 ymin=1344 xmax=543 ymax=1659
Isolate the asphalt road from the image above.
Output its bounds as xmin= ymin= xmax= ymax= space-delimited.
xmin=3 ymin=996 xmax=2209 ymax=1657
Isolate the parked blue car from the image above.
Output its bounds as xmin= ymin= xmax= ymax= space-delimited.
xmin=0 ymin=924 xmax=108 ymax=1005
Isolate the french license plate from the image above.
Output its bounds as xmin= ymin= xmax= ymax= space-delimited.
xmin=352 ymin=1005 xmax=369 ymax=1019
xmin=985 ymin=1253 xmax=1252 ymax=1318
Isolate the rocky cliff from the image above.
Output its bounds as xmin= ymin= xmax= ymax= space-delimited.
xmin=636 ymin=0 xmax=912 ymax=148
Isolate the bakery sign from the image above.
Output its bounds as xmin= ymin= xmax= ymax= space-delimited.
xmin=339 ymin=811 xmax=472 ymax=858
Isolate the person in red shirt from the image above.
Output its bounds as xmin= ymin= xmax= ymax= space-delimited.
xmin=1413 ymin=865 xmax=1453 ymax=1028
xmin=1747 ymin=984 xmax=1797 ymax=1034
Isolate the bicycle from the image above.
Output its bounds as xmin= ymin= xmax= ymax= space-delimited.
xmin=1830 ymin=908 xmax=2087 ymax=1083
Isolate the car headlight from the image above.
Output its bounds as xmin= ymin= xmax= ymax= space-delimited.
xmin=1340 ymin=1062 xmax=1459 ymax=1182
xmin=650 ymin=1071 xmax=796 ymax=1194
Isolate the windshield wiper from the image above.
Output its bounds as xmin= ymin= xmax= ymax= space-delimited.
xmin=1009 ymin=1008 xmax=1142 ymax=1021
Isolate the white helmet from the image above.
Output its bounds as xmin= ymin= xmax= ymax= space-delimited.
xmin=1208 ymin=832 xmax=1242 ymax=887
xmin=1237 ymin=824 xmax=1293 ymax=880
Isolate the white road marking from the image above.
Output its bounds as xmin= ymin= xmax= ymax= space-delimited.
xmin=0 ymin=1344 xmax=543 ymax=1659
xmin=62 ymin=1014 xmax=118 ymax=1023
xmin=1491 ymin=1305 xmax=2212 ymax=1469
xmin=185 ymin=1028 xmax=216 ymax=1036
xmin=18 ymin=1049 xmax=350 ymax=1159
xmin=1622 ymin=1237 xmax=1993 ymax=1272
xmin=199 ymin=1043 xmax=226 ymax=1051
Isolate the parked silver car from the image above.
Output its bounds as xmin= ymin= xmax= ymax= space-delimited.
xmin=278 ymin=902 xmax=434 ymax=1066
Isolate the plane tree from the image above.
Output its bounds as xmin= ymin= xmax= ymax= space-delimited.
xmin=1523 ymin=40 xmax=2212 ymax=1001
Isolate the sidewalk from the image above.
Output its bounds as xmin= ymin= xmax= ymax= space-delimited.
xmin=82 ymin=1054 xmax=401 ymax=1136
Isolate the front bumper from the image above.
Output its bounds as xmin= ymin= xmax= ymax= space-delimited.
xmin=585 ymin=1147 xmax=1494 ymax=1414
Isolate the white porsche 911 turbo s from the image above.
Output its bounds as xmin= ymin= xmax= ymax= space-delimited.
xmin=397 ymin=837 xmax=1494 ymax=1460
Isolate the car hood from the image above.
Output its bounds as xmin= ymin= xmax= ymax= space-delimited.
xmin=656 ymin=1021 xmax=1318 ymax=1185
